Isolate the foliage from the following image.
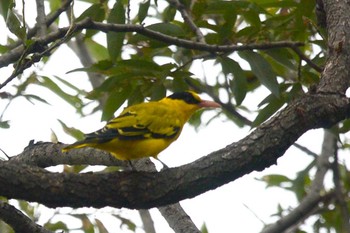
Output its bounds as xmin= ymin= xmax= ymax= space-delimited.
xmin=0 ymin=0 xmax=348 ymax=232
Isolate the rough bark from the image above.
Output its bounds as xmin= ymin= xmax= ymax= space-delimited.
xmin=0 ymin=93 xmax=349 ymax=209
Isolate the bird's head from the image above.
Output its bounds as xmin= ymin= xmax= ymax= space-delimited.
xmin=165 ymin=91 xmax=221 ymax=109
xmin=159 ymin=90 xmax=220 ymax=125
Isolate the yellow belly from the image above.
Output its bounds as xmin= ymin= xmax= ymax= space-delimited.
xmin=92 ymin=138 xmax=174 ymax=160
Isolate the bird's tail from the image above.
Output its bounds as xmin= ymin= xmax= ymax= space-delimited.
xmin=62 ymin=141 xmax=89 ymax=152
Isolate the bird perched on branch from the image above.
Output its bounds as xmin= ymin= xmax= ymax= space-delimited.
xmin=62 ymin=91 xmax=220 ymax=162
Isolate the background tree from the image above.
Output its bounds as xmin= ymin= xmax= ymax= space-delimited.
xmin=0 ymin=0 xmax=349 ymax=232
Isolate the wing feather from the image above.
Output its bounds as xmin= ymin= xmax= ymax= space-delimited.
xmin=85 ymin=102 xmax=182 ymax=143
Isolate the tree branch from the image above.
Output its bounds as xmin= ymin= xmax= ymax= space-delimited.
xmin=0 ymin=18 xmax=304 ymax=71
xmin=0 ymin=201 xmax=53 ymax=233
xmin=139 ymin=209 xmax=156 ymax=233
xmin=290 ymin=45 xmax=323 ymax=72
xmin=11 ymin=142 xmax=200 ymax=233
xmin=0 ymin=17 xmax=305 ymax=90
xmin=331 ymin=144 xmax=350 ymax=232
xmin=35 ymin=0 xmax=47 ymax=37
xmin=131 ymin=159 xmax=200 ymax=233
xmin=9 ymin=142 xmax=128 ymax=168
xmin=166 ymin=0 xmax=205 ymax=43
xmin=261 ymin=130 xmax=336 ymax=233
xmin=317 ymin=0 xmax=350 ymax=94
xmin=0 ymin=93 xmax=349 ymax=209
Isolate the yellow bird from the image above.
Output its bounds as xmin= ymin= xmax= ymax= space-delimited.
xmin=62 ymin=91 xmax=220 ymax=161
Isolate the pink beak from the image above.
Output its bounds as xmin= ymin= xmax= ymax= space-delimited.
xmin=198 ymin=100 xmax=221 ymax=108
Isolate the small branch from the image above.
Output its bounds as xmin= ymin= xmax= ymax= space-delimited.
xmin=0 ymin=18 xmax=304 ymax=69
xmin=0 ymin=201 xmax=53 ymax=233
xmin=9 ymin=0 xmax=73 ymax=49
xmin=293 ymin=142 xmax=318 ymax=158
xmin=290 ymin=45 xmax=323 ymax=73
xmin=261 ymin=130 xmax=336 ymax=233
xmin=130 ymin=159 xmax=201 ymax=233
xmin=87 ymin=20 xmax=304 ymax=53
xmin=0 ymin=18 xmax=304 ymax=89
xmin=35 ymin=0 xmax=47 ymax=37
xmin=158 ymin=204 xmax=200 ymax=233
xmin=139 ymin=209 xmax=156 ymax=233
xmin=331 ymin=145 xmax=350 ymax=232
xmin=166 ymin=0 xmax=205 ymax=43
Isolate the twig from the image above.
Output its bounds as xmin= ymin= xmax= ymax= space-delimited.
xmin=166 ymin=0 xmax=205 ymax=43
xmin=158 ymin=204 xmax=200 ymax=233
xmin=9 ymin=0 xmax=73 ymax=49
xmin=0 ymin=19 xmax=77 ymax=90
xmin=331 ymin=146 xmax=350 ymax=232
xmin=87 ymin=20 xmax=304 ymax=53
xmin=139 ymin=209 xmax=156 ymax=233
xmin=35 ymin=0 xmax=47 ymax=37
xmin=290 ymin=45 xmax=323 ymax=73
xmin=0 ymin=201 xmax=53 ymax=233
xmin=261 ymin=130 xmax=336 ymax=233
xmin=293 ymin=142 xmax=318 ymax=158
xmin=130 ymin=159 xmax=201 ymax=233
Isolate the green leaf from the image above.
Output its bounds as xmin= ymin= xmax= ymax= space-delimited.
xmin=44 ymin=221 xmax=69 ymax=232
xmin=6 ymin=6 xmax=26 ymax=40
xmin=76 ymin=3 xmax=105 ymax=22
xmin=76 ymin=3 xmax=106 ymax=38
xmin=162 ymin=5 xmax=177 ymax=22
xmin=0 ymin=0 xmax=11 ymax=20
xmin=239 ymin=51 xmax=280 ymax=97
xmin=147 ymin=22 xmax=185 ymax=37
xmin=220 ymin=57 xmax=247 ymax=105
xmin=260 ymin=174 xmax=292 ymax=188
xmin=150 ymin=83 xmax=166 ymax=101
xmin=0 ymin=120 xmax=10 ymax=128
xmin=264 ymin=48 xmax=296 ymax=70
xmin=107 ymin=0 xmax=125 ymax=62
xmin=22 ymin=94 xmax=49 ymax=105
xmin=84 ymin=38 xmax=109 ymax=61
xmin=113 ymin=214 xmax=136 ymax=231
xmin=102 ymin=87 xmax=131 ymax=121
xmin=58 ymin=120 xmax=85 ymax=140
xmin=37 ymin=76 xmax=83 ymax=112
xmin=201 ymin=222 xmax=209 ymax=233
xmin=95 ymin=219 xmax=109 ymax=233
xmin=67 ymin=59 xmax=114 ymax=75
xmin=18 ymin=201 xmax=35 ymax=218
xmin=252 ymin=94 xmax=284 ymax=127
xmin=138 ymin=0 xmax=150 ymax=23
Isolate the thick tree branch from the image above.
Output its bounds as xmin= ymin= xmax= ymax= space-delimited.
xmin=0 ymin=201 xmax=53 ymax=233
xmin=0 ymin=93 xmax=349 ymax=209
xmin=317 ymin=0 xmax=350 ymax=94
xmin=9 ymin=142 xmax=127 ymax=168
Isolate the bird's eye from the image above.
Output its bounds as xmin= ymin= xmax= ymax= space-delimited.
xmin=168 ymin=91 xmax=201 ymax=105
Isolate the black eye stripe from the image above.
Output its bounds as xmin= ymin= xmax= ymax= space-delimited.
xmin=167 ymin=92 xmax=201 ymax=104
